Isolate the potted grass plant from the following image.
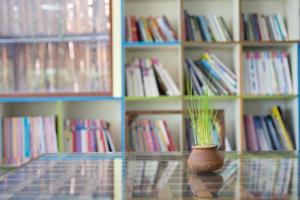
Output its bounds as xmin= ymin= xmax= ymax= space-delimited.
xmin=186 ymin=78 xmax=224 ymax=173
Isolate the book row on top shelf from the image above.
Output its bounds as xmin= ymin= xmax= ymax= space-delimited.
xmin=124 ymin=0 xmax=300 ymax=43
xmin=0 ymin=0 xmax=111 ymax=37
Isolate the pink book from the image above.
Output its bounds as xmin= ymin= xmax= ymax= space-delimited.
xmin=244 ymin=115 xmax=259 ymax=151
xmin=163 ymin=121 xmax=176 ymax=151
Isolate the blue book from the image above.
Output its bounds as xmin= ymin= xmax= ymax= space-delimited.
xmin=198 ymin=16 xmax=212 ymax=41
xmin=264 ymin=116 xmax=282 ymax=150
xmin=273 ymin=14 xmax=284 ymax=40
xmin=212 ymin=125 xmax=220 ymax=146
xmin=186 ymin=59 xmax=203 ymax=95
xmin=24 ymin=117 xmax=31 ymax=158
xmin=196 ymin=60 xmax=221 ymax=81
xmin=196 ymin=16 xmax=207 ymax=41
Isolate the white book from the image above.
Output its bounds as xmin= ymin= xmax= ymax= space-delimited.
xmin=247 ymin=53 xmax=259 ymax=95
xmin=261 ymin=16 xmax=270 ymax=41
xmin=143 ymin=59 xmax=159 ymax=97
xmin=255 ymin=53 xmax=264 ymax=95
xmin=81 ymin=130 xmax=87 ymax=153
xmin=209 ymin=54 xmax=237 ymax=91
xmin=265 ymin=52 xmax=279 ymax=94
xmin=276 ymin=14 xmax=288 ymax=40
xmin=153 ymin=61 xmax=180 ymax=96
xmin=126 ymin=67 xmax=134 ymax=96
xmin=273 ymin=53 xmax=287 ymax=94
xmin=39 ymin=117 xmax=46 ymax=154
xmin=212 ymin=14 xmax=226 ymax=41
xmin=281 ymin=52 xmax=293 ymax=94
xmin=270 ymin=15 xmax=282 ymax=41
xmin=207 ymin=14 xmax=221 ymax=41
xmin=203 ymin=54 xmax=236 ymax=93
xmin=258 ymin=15 xmax=268 ymax=41
xmin=244 ymin=60 xmax=251 ymax=94
xmin=134 ymin=65 xmax=144 ymax=97
xmin=156 ymin=17 xmax=174 ymax=41
xmin=210 ymin=54 xmax=237 ymax=81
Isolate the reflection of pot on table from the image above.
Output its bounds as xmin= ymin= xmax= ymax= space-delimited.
xmin=188 ymin=172 xmax=224 ymax=199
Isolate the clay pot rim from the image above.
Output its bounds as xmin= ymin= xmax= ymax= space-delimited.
xmin=192 ymin=144 xmax=218 ymax=150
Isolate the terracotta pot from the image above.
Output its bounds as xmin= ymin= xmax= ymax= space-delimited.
xmin=187 ymin=145 xmax=224 ymax=173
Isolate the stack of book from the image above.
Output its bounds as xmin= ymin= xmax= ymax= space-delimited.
xmin=244 ymin=106 xmax=294 ymax=151
xmin=184 ymin=10 xmax=232 ymax=42
xmin=125 ymin=16 xmax=177 ymax=42
xmin=242 ymin=159 xmax=293 ymax=199
xmin=64 ymin=119 xmax=115 ymax=153
xmin=242 ymin=13 xmax=288 ymax=41
xmin=244 ymin=51 xmax=293 ymax=95
xmin=0 ymin=0 xmax=110 ymax=37
xmin=128 ymin=119 xmax=176 ymax=152
xmin=0 ymin=42 xmax=111 ymax=93
xmin=2 ymin=116 xmax=58 ymax=166
xmin=126 ymin=58 xmax=180 ymax=97
xmin=185 ymin=52 xmax=237 ymax=95
xmin=185 ymin=118 xmax=232 ymax=151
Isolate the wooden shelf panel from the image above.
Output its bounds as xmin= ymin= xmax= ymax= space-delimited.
xmin=0 ymin=34 xmax=110 ymax=44
xmin=124 ymin=41 xmax=181 ymax=48
xmin=242 ymin=95 xmax=298 ymax=100
xmin=126 ymin=96 xmax=182 ymax=102
xmin=0 ymin=92 xmax=118 ymax=102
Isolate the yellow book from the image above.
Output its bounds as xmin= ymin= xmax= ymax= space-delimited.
xmin=155 ymin=121 xmax=168 ymax=151
xmin=142 ymin=17 xmax=153 ymax=42
xmin=272 ymin=106 xmax=294 ymax=150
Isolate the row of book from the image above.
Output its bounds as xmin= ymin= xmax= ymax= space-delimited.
xmin=242 ymin=159 xmax=293 ymax=199
xmin=185 ymin=118 xmax=232 ymax=151
xmin=1 ymin=116 xmax=58 ymax=166
xmin=64 ymin=119 xmax=115 ymax=153
xmin=0 ymin=42 xmax=111 ymax=93
xmin=185 ymin=52 xmax=237 ymax=95
xmin=242 ymin=13 xmax=288 ymax=41
xmin=0 ymin=0 xmax=110 ymax=37
xmin=126 ymin=58 xmax=180 ymax=97
xmin=125 ymin=16 xmax=177 ymax=42
xmin=244 ymin=51 xmax=293 ymax=95
xmin=184 ymin=11 xmax=232 ymax=42
xmin=244 ymin=106 xmax=294 ymax=151
xmin=128 ymin=119 xmax=176 ymax=152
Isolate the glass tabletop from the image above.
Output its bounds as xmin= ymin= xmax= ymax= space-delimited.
xmin=0 ymin=152 xmax=298 ymax=200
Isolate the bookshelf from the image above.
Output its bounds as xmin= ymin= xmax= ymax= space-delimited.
xmin=122 ymin=0 xmax=300 ymax=153
xmin=0 ymin=0 xmax=124 ymax=167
